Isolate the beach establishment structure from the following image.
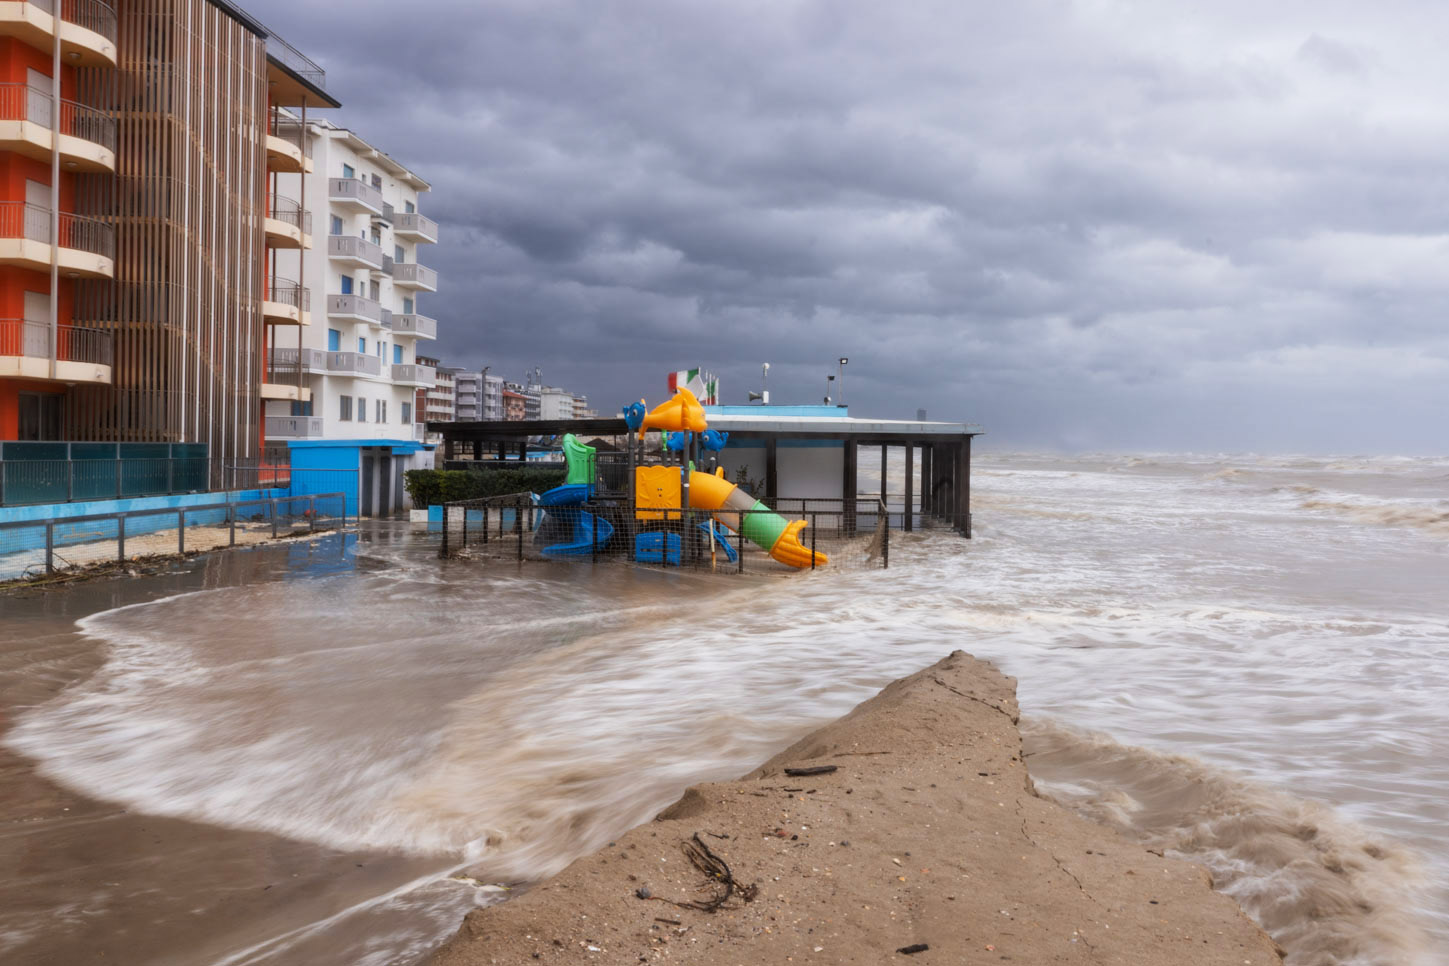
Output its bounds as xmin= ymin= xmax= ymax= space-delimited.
xmin=432 ymin=405 xmax=982 ymax=535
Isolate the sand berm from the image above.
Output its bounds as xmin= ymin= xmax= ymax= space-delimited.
xmin=429 ymin=651 xmax=1283 ymax=965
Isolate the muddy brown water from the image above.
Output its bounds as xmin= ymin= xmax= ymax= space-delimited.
xmin=1 ymin=453 xmax=1445 ymax=965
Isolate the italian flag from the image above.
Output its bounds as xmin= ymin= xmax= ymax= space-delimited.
xmin=667 ymin=368 xmax=719 ymax=405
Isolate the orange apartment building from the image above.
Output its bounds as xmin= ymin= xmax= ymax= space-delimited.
xmin=0 ymin=0 xmax=336 ymax=477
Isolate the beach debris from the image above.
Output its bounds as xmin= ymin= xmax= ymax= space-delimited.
xmin=783 ymin=765 xmax=838 ymax=776
xmin=636 ymin=833 xmax=758 ymax=912
xmin=897 ymin=943 xmax=930 ymax=955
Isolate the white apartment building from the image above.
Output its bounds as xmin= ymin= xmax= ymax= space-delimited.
xmin=427 ymin=364 xmax=457 ymax=423
xmin=454 ymin=370 xmax=483 ymax=421
xmin=262 ymin=118 xmax=441 ymax=514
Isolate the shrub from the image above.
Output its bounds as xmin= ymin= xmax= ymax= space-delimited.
xmin=403 ymin=467 xmax=569 ymax=509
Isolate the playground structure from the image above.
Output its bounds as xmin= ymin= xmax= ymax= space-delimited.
xmin=532 ymin=388 xmax=828 ymax=569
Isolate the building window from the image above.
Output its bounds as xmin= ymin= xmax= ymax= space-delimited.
xmin=404 ymin=200 xmax=415 ymax=214
xmin=327 ymin=328 xmax=340 ymax=351
xmin=339 ymin=395 xmax=353 ymax=421
xmin=330 ymin=214 xmax=342 ymax=235
xmin=402 ymin=296 xmax=414 ymax=314
xmin=393 ymin=345 xmax=402 ymax=364
xmin=369 ymin=279 xmax=380 ymax=301
xmin=358 ymin=336 xmax=366 ymax=353
xmin=394 ymin=244 xmax=405 ymax=263
xmin=378 ymin=400 xmax=387 ymax=424
xmin=340 ymin=275 xmax=353 ymax=295
xmin=370 ymin=228 xmax=381 ymax=246
xmin=371 ymin=173 xmax=382 ymax=189
xmin=342 ymin=163 xmax=354 ymax=179
xmin=377 ymin=341 xmax=385 ymax=358
xmin=401 ymin=401 xmax=412 ymax=423
xmin=290 ymin=400 xmax=313 ymax=417
xmin=358 ymin=398 xmax=367 ymax=422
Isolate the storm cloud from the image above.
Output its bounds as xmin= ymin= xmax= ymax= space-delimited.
xmin=247 ymin=0 xmax=1449 ymax=452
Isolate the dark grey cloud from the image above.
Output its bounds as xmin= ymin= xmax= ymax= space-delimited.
xmin=248 ymin=0 xmax=1449 ymax=452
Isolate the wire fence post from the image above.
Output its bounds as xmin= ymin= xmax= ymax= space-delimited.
xmin=811 ymin=511 xmax=816 ymax=571
xmin=44 ymin=521 xmax=54 ymax=573
xmin=517 ymin=499 xmax=524 ymax=562
xmin=271 ymin=499 xmax=279 ymax=539
xmin=882 ymin=498 xmax=890 ymax=569
xmin=461 ymin=503 xmax=468 ymax=549
xmin=440 ymin=505 xmax=450 ymax=558
xmin=590 ymin=504 xmax=597 ymax=566
xmin=117 ymin=515 xmax=125 ymax=561
xmin=738 ymin=509 xmax=746 ymax=574
xmin=229 ymin=504 xmax=236 ymax=546
xmin=178 ymin=509 xmax=185 ymax=554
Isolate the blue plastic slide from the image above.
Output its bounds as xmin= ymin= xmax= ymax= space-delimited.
xmin=697 ymin=521 xmax=738 ymax=563
xmin=536 ymin=483 xmax=613 ymax=556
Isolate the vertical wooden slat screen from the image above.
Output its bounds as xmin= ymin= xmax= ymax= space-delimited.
xmin=68 ymin=0 xmax=267 ymax=475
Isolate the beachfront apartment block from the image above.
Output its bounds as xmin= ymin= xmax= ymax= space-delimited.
xmin=1 ymin=1 xmax=350 ymax=471
xmin=260 ymin=116 xmax=440 ymax=513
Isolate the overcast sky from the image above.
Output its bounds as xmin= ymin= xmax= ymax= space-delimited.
xmin=249 ymin=0 xmax=1449 ymax=453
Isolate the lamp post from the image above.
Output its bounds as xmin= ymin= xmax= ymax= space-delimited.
xmin=837 ymin=358 xmax=848 ymax=407
xmin=825 ymin=373 xmax=834 ymax=405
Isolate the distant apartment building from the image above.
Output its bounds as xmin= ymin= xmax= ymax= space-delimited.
xmin=502 ymin=389 xmax=526 ymax=421
xmin=1 ymin=1 xmax=335 ymax=474
xmin=425 ymin=360 xmax=456 ymax=423
xmin=572 ymin=395 xmax=595 ymax=419
xmin=261 ymin=114 xmax=440 ymax=513
xmin=453 ymin=369 xmax=483 ymax=421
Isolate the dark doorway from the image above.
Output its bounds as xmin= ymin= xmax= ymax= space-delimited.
xmin=361 ymin=453 xmax=375 ymax=516
xmin=18 ymin=393 xmax=62 ymax=441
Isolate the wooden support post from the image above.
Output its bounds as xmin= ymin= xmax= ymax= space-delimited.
xmin=960 ymin=435 xmax=972 ymax=538
xmin=843 ymin=439 xmax=858 ymax=535
xmin=880 ymin=444 xmax=888 ymax=525
xmin=765 ymin=438 xmax=778 ymax=505
xmin=443 ymin=435 xmax=455 ymax=461
xmin=904 ymin=443 xmax=914 ymax=532
xmin=920 ymin=445 xmax=933 ymax=515
xmin=472 ymin=440 xmax=482 ymax=460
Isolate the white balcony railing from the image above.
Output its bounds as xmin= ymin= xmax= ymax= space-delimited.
xmin=391 ymin=262 xmax=437 ymax=291
xmin=328 ymin=178 xmax=385 ymax=213
xmin=265 ymin=415 xmax=325 ymax=438
xmin=393 ymin=212 xmax=438 ymax=243
xmin=391 ymin=363 xmax=436 ymax=387
xmin=326 ymin=293 xmax=383 ymax=323
xmin=327 ymin=234 xmax=385 ymax=268
xmin=390 ymin=313 xmax=436 ymax=339
xmin=326 ymin=351 xmax=382 ymax=377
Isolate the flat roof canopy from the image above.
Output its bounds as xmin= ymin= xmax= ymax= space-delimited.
xmin=430 ymin=411 xmax=982 ymax=445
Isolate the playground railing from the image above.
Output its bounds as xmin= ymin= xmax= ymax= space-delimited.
xmin=436 ymin=493 xmax=894 ymax=573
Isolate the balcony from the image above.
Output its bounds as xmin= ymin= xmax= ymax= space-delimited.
xmin=268 ymin=346 xmax=328 ymax=374
xmin=325 ymin=351 xmax=382 ymax=378
xmin=391 ymin=363 xmax=436 ymax=388
xmin=391 ymin=262 xmax=437 ymax=292
xmin=265 ymin=114 xmax=310 ymax=174
xmin=0 ymin=318 xmax=111 ymax=384
xmin=0 ymin=0 xmax=118 ymax=67
xmin=326 ymin=233 xmax=385 ymax=269
xmin=0 ymin=202 xmax=112 ymax=277
xmin=262 ymin=279 xmax=310 ymax=326
xmin=326 ymin=293 xmax=382 ymax=325
xmin=0 ymin=84 xmax=115 ymax=172
xmin=393 ymin=212 xmax=438 ymax=244
xmin=259 ymin=382 xmax=310 ymax=402
xmin=265 ymin=196 xmax=311 ymax=250
xmin=390 ymin=313 xmax=437 ymax=340
xmin=379 ymin=308 xmax=393 ymax=330
xmin=265 ymin=415 xmax=325 ymax=439
xmin=328 ymin=177 xmax=385 ymax=215
xmin=371 ymin=203 xmax=394 ymax=226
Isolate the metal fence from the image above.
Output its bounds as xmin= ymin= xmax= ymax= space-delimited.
xmin=0 ymin=491 xmax=347 ymax=580
xmin=0 ymin=319 xmax=113 ymax=367
xmin=438 ymin=494 xmax=891 ymax=574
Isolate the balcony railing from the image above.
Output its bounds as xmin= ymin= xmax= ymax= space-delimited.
xmin=265 ymin=279 xmax=310 ymax=311
xmin=391 ymin=262 xmax=437 ymax=290
xmin=380 ymin=308 xmax=393 ymax=329
xmin=391 ymin=313 xmax=437 ymax=339
xmin=267 ymin=112 xmax=308 ymax=154
xmin=0 ymin=202 xmax=114 ymax=259
xmin=265 ymin=415 xmax=325 ymax=439
xmin=268 ymin=346 xmax=327 ymax=372
xmin=269 ymin=196 xmax=312 ymax=235
xmin=0 ymin=84 xmax=116 ymax=152
xmin=0 ymin=318 xmax=112 ymax=366
xmin=61 ymin=0 xmax=117 ymax=42
xmin=328 ymin=177 xmax=385 ymax=213
xmin=326 ymin=351 xmax=382 ymax=377
xmin=372 ymin=203 xmax=394 ymax=225
xmin=391 ymin=364 xmax=436 ymax=387
xmin=326 ymin=234 xmax=385 ymax=267
xmin=326 ymin=293 xmax=382 ymax=324
xmin=393 ymin=212 xmax=438 ymax=242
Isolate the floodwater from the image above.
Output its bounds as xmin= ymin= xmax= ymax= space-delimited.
xmin=1 ymin=452 xmax=1446 ymax=965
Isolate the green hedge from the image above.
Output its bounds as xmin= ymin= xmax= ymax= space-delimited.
xmin=403 ymin=467 xmax=569 ymax=509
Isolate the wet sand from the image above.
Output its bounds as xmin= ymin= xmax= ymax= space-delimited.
xmin=428 ymin=651 xmax=1282 ymax=965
